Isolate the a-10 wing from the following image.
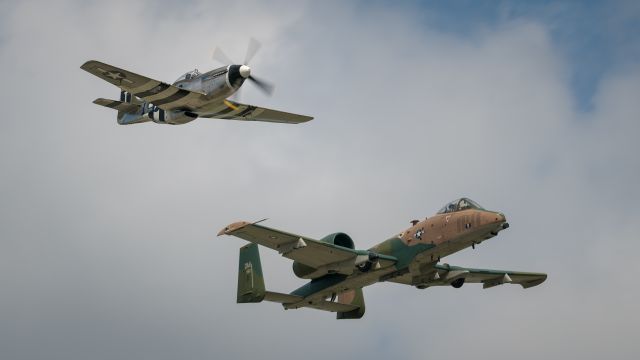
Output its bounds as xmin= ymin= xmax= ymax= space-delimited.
xmin=217 ymin=221 xmax=396 ymax=274
xmin=434 ymin=264 xmax=547 ymax=289
xmin=390 ymin=263 xmax=547 ymax=289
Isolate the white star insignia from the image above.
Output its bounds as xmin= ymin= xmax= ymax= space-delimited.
xmin=105 ymin=71 xmax=123 ymax=80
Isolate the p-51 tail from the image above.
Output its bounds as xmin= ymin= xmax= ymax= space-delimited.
xmin=92 ymin=91 xmax=198 ymax=125
xmin=93 ymin=91 xmax=150 ymax=125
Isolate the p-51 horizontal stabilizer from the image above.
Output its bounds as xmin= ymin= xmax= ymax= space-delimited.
xmin=93 ymin=98 xmax=141 ymax=114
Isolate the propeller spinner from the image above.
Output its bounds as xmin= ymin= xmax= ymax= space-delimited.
xmin=212 ymin=39 xmax=274 ymax=96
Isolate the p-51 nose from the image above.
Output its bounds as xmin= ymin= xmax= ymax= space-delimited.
xmin=239 ymin=65 xmax=251 ymax=78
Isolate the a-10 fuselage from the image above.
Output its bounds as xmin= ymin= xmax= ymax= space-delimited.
xmin=371 ymin=200 xmax=508 ymax=273
xmin=279 ymin=198 xmax=511 ymax=307
xmin=289 ymin=198 xmax=509 ymax=290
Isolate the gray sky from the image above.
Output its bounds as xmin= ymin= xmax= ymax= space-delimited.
xmin=1 ymin=1 xmax=639 ymax=359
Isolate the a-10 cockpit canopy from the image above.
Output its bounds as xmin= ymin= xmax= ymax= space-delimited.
xmin=437 ymin=198 xmax=485 ymax=214
xmin=174 ymin=69 xmax=201 ymax=83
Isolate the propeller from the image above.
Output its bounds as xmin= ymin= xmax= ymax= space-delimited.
xmin=211 ymin=38 xmax=274 ymax=97
xmin=246 ymin=74 xmax=274 ymax=95
xmin=212 ymin=47 xmax=234 ymax=65
xmin=244 ymin=37 xmax=261 ymax=65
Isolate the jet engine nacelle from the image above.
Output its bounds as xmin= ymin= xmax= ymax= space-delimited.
xmin=319 ymin=232 xmax=355 ymax=249
xmin=147 ymin=107 xmax=198 ymax=125
xmin=292 ymin=232 xmax=356 ymax=279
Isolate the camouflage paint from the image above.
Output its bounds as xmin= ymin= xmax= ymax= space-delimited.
xmin=237 ymin=243 xmax=265 ymax=303
xmin=220 ymin=198 xmax=546 ymax=319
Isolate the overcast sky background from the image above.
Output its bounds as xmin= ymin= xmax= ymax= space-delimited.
xmin=1 ymin=1 xmax=639 ymax=359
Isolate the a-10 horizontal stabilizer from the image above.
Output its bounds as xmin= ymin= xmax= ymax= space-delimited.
xmin=235 ymin=243 xmax=366 ymax=319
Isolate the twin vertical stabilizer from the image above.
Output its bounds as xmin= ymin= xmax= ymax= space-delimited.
xmin=236 ymin=243 xmax=366 ymax=319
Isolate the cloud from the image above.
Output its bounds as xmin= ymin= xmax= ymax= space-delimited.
xmin=1 ymin=1 xmax=638 ymax=359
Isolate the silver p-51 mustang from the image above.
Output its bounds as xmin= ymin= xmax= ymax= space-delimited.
xmin=81 ymin=42 xmax=313 ymax=125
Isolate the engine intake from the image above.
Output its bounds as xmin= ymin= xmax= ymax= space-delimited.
xmin=319 ymin=232 xmax=355 ymax=249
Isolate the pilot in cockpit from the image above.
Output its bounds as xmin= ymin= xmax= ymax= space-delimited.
xmin=175 ymin=69 xmax=201 ymax=83
xmin=438 ymin=198 xmax=485 ymax=214
xmin=186 ymin=69 xmax=200 ymax=80
xmin=458 ymin=199 xmax=469 ymax=210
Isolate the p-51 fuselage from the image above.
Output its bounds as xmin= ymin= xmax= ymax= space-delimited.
xmin=173 ymin=64 xmax=249 ymax=100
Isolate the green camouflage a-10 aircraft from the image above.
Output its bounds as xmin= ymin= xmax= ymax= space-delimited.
xmin=218 ymin=198 xmax=547 ymax=319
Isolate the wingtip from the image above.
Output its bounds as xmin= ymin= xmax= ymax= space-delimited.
xmin=80 ymin=60 xmax=97 ymax=70
xmin=521 ymin=274 xmax=548 ymax=289
xmin=289 ymin=115 xmax=313 ymax=124
xmin=217 ymin=221 xmax=251 ymax=236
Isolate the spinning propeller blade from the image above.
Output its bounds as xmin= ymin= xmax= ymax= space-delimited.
xmin=212 ymin=39 xmax=274 ymax=96
xmin=248 ymin=75 xmax=274 ymax=96
xmin=244 ymin=38 xmax=262 ymax=65
xmin=212 ymin=47 xmax=234 ymax=65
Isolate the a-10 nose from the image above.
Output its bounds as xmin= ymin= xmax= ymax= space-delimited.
xmin=495 ymin=212 xmax=509 ymax=230
xmin=489 ymin=212 xmax=506 ymax=222
xmin=490 ymin=212 xmax=508 ymax=225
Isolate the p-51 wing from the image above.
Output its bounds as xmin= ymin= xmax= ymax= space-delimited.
xmin=218 ymin=221 xmax=396 ymax=276
xmin=81 ymin=60 xmax=207 ymax=111
xmin=199 ymin=99 xmax=313 ymax=124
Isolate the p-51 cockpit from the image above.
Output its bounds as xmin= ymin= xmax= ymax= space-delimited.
xmin=174 ymin=69 xmax=201 ymax=84
xmin=437 ymin=198 xmax=485 ymax=214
